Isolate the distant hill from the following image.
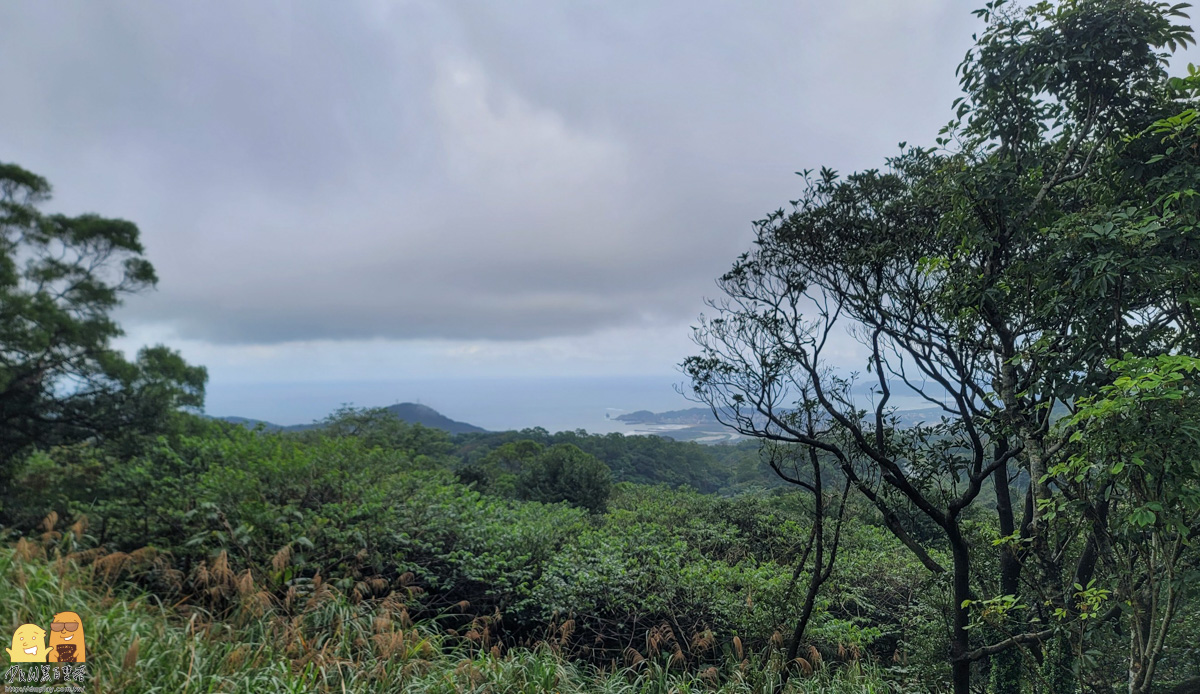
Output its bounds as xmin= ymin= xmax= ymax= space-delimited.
xmin=614 ymin=407 xmax=719 ymax=426
xmin=611 ymin=407 xmax=742 ymax=443
xmin=617 ymin=402 xmax=1073 ymax=440
xmin=216 ymin=402 xmax=486 ymax=435
xmin=215 ymin=416 xmax=312 ymax=432
xmin=618 ymin=405 xmax=961 ymax=429
xmin=382 ymin=403 xmax=486 ymax=434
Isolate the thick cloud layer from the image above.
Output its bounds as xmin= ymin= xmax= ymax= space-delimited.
xmin=0 ymin=0 xmax=987 ymax=348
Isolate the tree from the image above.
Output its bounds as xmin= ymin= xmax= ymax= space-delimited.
xmin=684 ymin=2 xmax=1197 ymax=692
xmin=1053 ymin=355 xmax=1200 ymax=693
xmin=759 ymin=397 xmax=854 ymax=690
xmin=457 ymin=439 xmax=544 ymax=497
xmin=0 ymin=162 xmax=206 ymax=481
xmin=517 ymin=443 xmax=613 ymax=513
xmin=312 ymin=405 xmax=454 ymax=463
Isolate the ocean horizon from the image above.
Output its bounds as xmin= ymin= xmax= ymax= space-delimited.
xmin=204 ymin=374 xmax=943 ymax=436
xmin=203 ymin=375 xmax=699 ymax=435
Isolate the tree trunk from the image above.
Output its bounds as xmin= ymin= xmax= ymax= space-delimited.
xmin=948 ymin=522 xmax=972 ymax=694
xmin=990 ymin=445 xmax=1023 ymax=694
xmin=785 ymin=465 xmax=823 ymax=669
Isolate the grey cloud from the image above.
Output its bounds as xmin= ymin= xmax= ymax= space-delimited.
xmin=1 ymin=0 xmax=981 ymax=345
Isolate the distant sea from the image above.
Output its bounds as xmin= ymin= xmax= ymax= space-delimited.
xmin=205 ymin=375 xmax=700 ymax=435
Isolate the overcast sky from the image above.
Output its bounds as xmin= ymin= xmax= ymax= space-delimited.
xmin=5 ymin=2 xmax=1193 ymax=426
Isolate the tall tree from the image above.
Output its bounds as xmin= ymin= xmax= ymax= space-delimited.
xmin=684 ymin=2 xmax=1197 ymax=692
xmin=1055 ymin=355 xmax=1200 ymax=693
xmin=0 ymin=162 xmax=205 ymax=481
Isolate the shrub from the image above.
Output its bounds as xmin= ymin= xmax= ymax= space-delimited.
xmin=516 ymin=443 xmax=613 ymax=513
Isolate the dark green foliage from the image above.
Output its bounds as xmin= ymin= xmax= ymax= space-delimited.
xmin=515 ymin=443 xmax=613 ymax=513
xmin=298 ymin=405 xmax=455 ymax=463
xmin=4 ymin=425 xmax=946 ymax=670
xmin=456 ymin=439 xmax=543 ymax=497
xmin=454 ymin=428 xmax=752 ymax=493
xmin=460 ymin=438 xmax=617 ymax=513
xmin=0 ymin=162 xmax=206 ymax=483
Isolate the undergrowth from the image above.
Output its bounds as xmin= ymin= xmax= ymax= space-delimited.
xmin=0 ymin=544 xmax=913 ymax=693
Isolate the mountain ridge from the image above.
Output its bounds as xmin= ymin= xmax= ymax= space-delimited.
xmin=214 ymin=402 xmax=486 ymax=435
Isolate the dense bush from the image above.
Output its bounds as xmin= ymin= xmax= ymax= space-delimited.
xmin=515 ymin=443 xmax=613 ymax=513
xmin=456 ymin=439 xmax=614 ymax=513
xmin=0 ymin=543 xmax=913 ymax=693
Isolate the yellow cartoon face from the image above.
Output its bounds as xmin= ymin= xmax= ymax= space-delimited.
xmin=6 ymin=623 xmax=47 ymax=662
xmin=47 ymin=612 xmax=85 ymax=663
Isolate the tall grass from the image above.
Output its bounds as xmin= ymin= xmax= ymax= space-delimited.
xmin=0 ymin=546 xmax=909 ymax=693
